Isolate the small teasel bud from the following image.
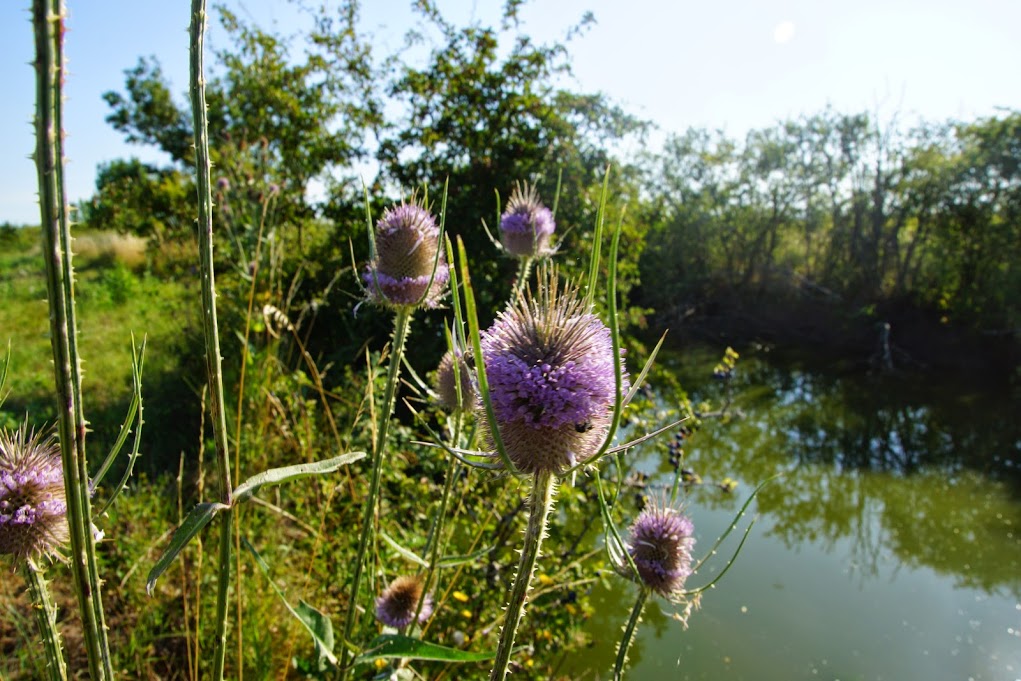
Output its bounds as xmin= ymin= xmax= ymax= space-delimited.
xmin=363 ymin=198 xmax=449 ymax=309
xmin=435 ymin=349 xmax=475 ymax=412
xmin=375 ymin=574 xmax=433 ymax=629
xmin=0 ymin=422 xmax=69 ymax=562
xmin=621 ymin=500 xmax=695 ymax=599
xmin=479 ymin=269 xmax=627 ymax=475
xmin=499 ymin=182 xmax=556 ymax=258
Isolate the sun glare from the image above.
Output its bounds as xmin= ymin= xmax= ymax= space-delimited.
xmin=773 ymin=20 xmax=796 ymax=44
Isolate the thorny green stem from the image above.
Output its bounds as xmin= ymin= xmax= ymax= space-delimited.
xmin=613 ymin=587 xmax=648 ymax=681
xmin=414 ymin=446 xmax=461 ymax=629
xmin=511 ymin=257 xmax=534 ymax=299
xmin=32 ymin=1 xmax=113 ymax=677
xmin=190 ymin=2 xmax=235 ymax=678
xmin=24 ymin=560 xmax=67 ymax=681
xmin=339 ymin=307 xmax=413 ymax=679
xmin=490 ymin=471 xmax=556 ymax=681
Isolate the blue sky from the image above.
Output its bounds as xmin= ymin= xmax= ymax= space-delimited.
xmin=2 ymin=0 xmax=1019 ymax=225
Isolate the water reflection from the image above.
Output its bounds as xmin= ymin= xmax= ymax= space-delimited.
xmin=566 ymin=346 xmax=1021 ymax=680
xmin=669 ymin=349 xmax=1021 ymax=597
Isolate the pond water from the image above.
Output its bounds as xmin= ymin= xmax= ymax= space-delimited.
xmin=565 ymin=345 xmax=1021 ymax=680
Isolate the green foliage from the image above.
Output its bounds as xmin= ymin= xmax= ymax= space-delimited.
xmin=641 ymin=109 xmax=1021 ymax=337
xmin=376 ymin=5 xmax=648 ymax=317
xmin=80 ymin=158 xmax=194 ymax=246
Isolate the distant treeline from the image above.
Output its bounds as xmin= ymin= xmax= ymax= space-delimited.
xmin=71 ymin=4 xmax=1019 ymax=371
xmin=639 ymin=110 xmax=1021 ymax=353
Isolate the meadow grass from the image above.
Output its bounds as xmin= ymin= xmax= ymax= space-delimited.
xmin=0 ymin=228 xmax=198 ymax=464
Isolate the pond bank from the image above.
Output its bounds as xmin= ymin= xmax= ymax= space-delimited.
xmin=646 ymin=294 xmax=1019 ymax=382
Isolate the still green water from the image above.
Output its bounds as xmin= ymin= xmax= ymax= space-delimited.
xmin=567 ymin=345 xmax=1021 ymax=680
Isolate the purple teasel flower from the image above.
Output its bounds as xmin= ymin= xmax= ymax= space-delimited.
xmin=435 ymin=348 xmax=476 ymax=413
xmin=620 ymin=500 xmax=696 ymax=600
xmin=499 ymin=183 xmax=556 ymax=259
xmin=479 ymin=272 xmax=628 ymax=475
xmin=363 ymin=199 xmax=449 ymax=310
xmin=375 ymin=574 xmax=434 ymax=629
xmin=0 ymin=423 xmax=68 ymax=562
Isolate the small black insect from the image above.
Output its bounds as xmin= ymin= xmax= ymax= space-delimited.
xmin=574 ymin=420 xmax=593 ymax=433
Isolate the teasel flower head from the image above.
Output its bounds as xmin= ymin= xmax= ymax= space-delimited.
xmin=499 ymin=182 xmax=556 ymax=258
xmin=619 ymin=500 xmax=695 ymax=600
xmin=435 ymin=348 xmax=476 ymax=412
xmin=363 ymin=198 xmax=449 ymax=309
xmin=479 ymin=269 xmax=627 ymax=475
xmin=375 ymin=574 xmax=434 ymax=629
xmin=0 ymin=422 xmax=68 ymax=562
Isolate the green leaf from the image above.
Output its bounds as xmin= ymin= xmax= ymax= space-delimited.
xmin=0 ymin=339 xmax=10 ymax=410
xmin=380 ymin=531 xmax=427 ymax=567
xmin=95 ymin=333 xmax=148 ymax=515
xmin=233 ymin=451 xmax=366 ymax=504
xmin=437 ymin=545 xmax=494 ymax=568
xmin=146 ymin=502 xmax=229 ymax=595
xmin=296 ymin=600 xmax=335 ymax=671
xmin=242 ymin=537 xmax=338 ymax=668
xmin=354 ymin=634 xmax=497 ymax=665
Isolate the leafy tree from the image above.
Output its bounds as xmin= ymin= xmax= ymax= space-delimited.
xmin=98 ymin=4 xmax=381 ymax=245
xmin=80 ymin=158 xmax=194 ymax=246
xmin=375 ymin=3 xmax=649 ymax=315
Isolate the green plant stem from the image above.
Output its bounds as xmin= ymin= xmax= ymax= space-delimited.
xmin=490 ymin=471 xmax=556 ymax=681
xmin=613 ymin=587 xmax=648 ymax=681
xmin=414 ymin=453 xmax=460 ymax=628
xmin=338 ymin=306 xmax=413 ymax=679
xmin=32 ymin=1 xmax=113 ymax=678
xmin=23 ymin=560 xmax=67 ymax=681
xmin=190 ymin=2 xmax=235 ymax=679
xmin=511 ymin=257 xmax=534 ymax=299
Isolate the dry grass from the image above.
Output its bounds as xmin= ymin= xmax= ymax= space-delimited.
xmin=73 ymin=230 xmax=148 ymax=270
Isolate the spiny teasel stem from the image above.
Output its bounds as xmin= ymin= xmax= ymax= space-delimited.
xmin=189 ymin=1 xmax=235 ymax=678
xmin=511 ymin=256 xmax=534 ymax=300
xmin=338 ymin=306 xmax=414 ymax=679
xmin=613 ymin=587 xmax=648 ymax=681
xmin=490 ymin=471 xmax=557 ymax=681
xmin=32 ymin=1 xmax=114 ymax=677
xmin=24 ymin=560 xmax=68 ymax=681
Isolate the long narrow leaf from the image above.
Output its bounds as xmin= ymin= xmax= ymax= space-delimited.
xmin=95 ymin=335 xmax=147 ymax=514
xmin=691 ymin=475 xmax=779 ymax=575
xmin=437 ymin=545 xmax=494 ymax=568
xmin=242 ymin=537 xmax=338 ymax=667
xmin=457 ymin=238 xmax=517 ymax=475
xmin=233 ymin=452 xmax=366 ymax=504
xmin=585 ymin=166 xmax=611 ymax=306
xmin=355 ymin=634 xmax=498 ymax=665
xmin=0 ymin=339 xmax=10 ymax=409
xmin=380 ymin=531 xmax=427 ymax=567
xmin=622 ymin=331 xmax=667 ymax=407
xmin=146 ymin=502 xmax=229 ymax=595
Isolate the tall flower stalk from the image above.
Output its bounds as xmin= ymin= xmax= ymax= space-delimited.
xmin=413 ymin=344 xmax=474 ymax=628
xmin=610 ymin=500 xmax=696 ymax=680
xmin=31 ymin=1 xmax=113 ymax=677
xmin=189 ymin=2 xmax=235 ymax=677
xmin=338 ymin=306 xmax=412 ymax=679
xmin=23 ymin=560 xmax=67 ymax=681
xmin=457 ymin=223 xmax=628 ymax=680
xmin=339 ymin=197 xmax=447 ymax=678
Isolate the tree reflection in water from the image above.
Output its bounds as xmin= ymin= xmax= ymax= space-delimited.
xmin=568 ymin=345 xmax=1021 ymax=680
